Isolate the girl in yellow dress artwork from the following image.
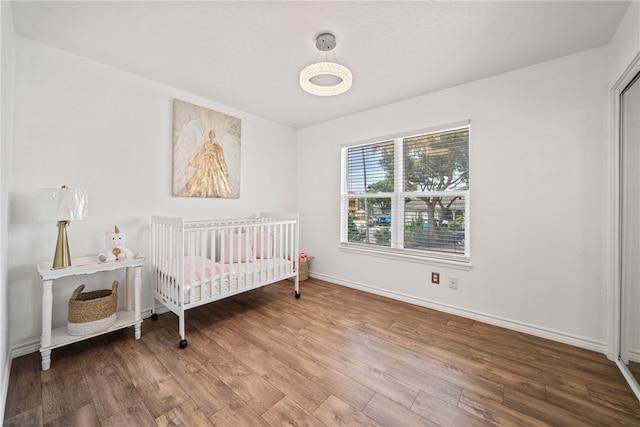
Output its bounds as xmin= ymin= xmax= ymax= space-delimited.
xmin=172 ymin=100 xmax=241 ymax=198
xmin=177 ymin=130 xmax=237 ymax=198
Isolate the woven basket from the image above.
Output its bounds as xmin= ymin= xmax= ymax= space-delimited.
xmin=288 ymin=256 xmax=314 ymax=282
xmin=67 ymin=281 xmax=118 ymax=336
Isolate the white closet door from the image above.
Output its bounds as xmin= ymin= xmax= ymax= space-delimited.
xmin=620 ymin=72 xmax=640 ymax=372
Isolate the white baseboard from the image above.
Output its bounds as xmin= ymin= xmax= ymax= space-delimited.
xmin=10 ymin=339 xmax=39 ymax=359
xmin=309 ymin=272 xmax=608 ymax=355
xmin=626 ymin=348 xmax=640 ymax=363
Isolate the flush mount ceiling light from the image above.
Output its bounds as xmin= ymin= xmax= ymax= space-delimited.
xmin=300 ymin=33 xmax=353 ymax=96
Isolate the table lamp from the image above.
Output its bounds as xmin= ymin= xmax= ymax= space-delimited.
xmin=38 ymin=185 xmax=88 ymax=269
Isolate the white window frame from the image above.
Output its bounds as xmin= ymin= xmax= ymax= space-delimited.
xmin=340 ymin=121 xmax=471 ymax=269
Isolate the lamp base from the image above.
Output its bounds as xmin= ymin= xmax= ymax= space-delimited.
xmin=52 ymin=220 xmax=72 ymax=269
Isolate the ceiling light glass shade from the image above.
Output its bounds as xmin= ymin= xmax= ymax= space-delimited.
xmin=299 ymin=61 xmax=353 ymax=96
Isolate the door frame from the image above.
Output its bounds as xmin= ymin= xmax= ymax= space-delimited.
xmin=609 ymin=51 xmax=640 ymax=400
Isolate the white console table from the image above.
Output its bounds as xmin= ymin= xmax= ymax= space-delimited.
xmin=37 ymin=256 xmax=144 ymax=370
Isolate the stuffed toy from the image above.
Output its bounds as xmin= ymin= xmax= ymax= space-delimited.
xmin=98 ymin=225 xmax=135 ymax=262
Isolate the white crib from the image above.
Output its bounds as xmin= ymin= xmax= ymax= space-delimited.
xmin=150 ymin=212 xmax=299 ymax=348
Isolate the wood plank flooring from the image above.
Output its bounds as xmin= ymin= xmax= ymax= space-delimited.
xmin=4 ymin=278 xmax=640 ymax=426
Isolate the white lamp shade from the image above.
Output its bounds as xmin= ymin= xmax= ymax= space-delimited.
xmin=38 ymin=187 xmax=88 ymax=221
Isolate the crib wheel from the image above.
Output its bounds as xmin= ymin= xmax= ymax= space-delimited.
xmin=295 ymin=291 xmax=301 ymax=299
xmin=179 ymin=339 xmax=188 ymax=349
xmin=151 ymin=313 xmax=159 ymax=321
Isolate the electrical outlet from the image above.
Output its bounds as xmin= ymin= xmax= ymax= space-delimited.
xmin=431 ymin=272 xmax=440 ymax=284
xmin=448 ymin=276 xmax=458 ymax=289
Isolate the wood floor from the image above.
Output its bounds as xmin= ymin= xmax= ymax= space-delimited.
xmin=4 ymin=278 xmax=640 ymax=426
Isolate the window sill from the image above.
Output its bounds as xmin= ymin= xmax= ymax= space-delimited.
xmin=339 ymin=244 xmax=472 ymax=271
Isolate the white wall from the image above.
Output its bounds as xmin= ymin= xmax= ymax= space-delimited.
xmin=297 ymin=47 xmax=609 ymax=352
xmin=608 ymin=1 xmax=640 ymax=88
xmin=0 ymin=0 xmax=15 ymax=419
xmin=8 ymin=37 xmax=297 ymax=352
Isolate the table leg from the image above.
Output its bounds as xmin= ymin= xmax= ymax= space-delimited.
xmin=41 ymin=279 xmax=53 ymax=370
xmin=40 ymin=349 xmax=51 ymax=371
xmin=126 ymin=267 xmax=134 ymax=311
xmin=133 ymin=266 xmax=142 ymax=339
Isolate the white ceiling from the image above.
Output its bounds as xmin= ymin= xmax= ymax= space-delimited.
xmin=11 ymin=1 xmax=631 ymax=129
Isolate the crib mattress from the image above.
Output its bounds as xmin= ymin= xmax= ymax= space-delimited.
xmin=157 ymin=258 xmax=293 ymax=305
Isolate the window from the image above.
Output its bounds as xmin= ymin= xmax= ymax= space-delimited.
xmin=340 ymin=123 xmax=470 ymax=261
